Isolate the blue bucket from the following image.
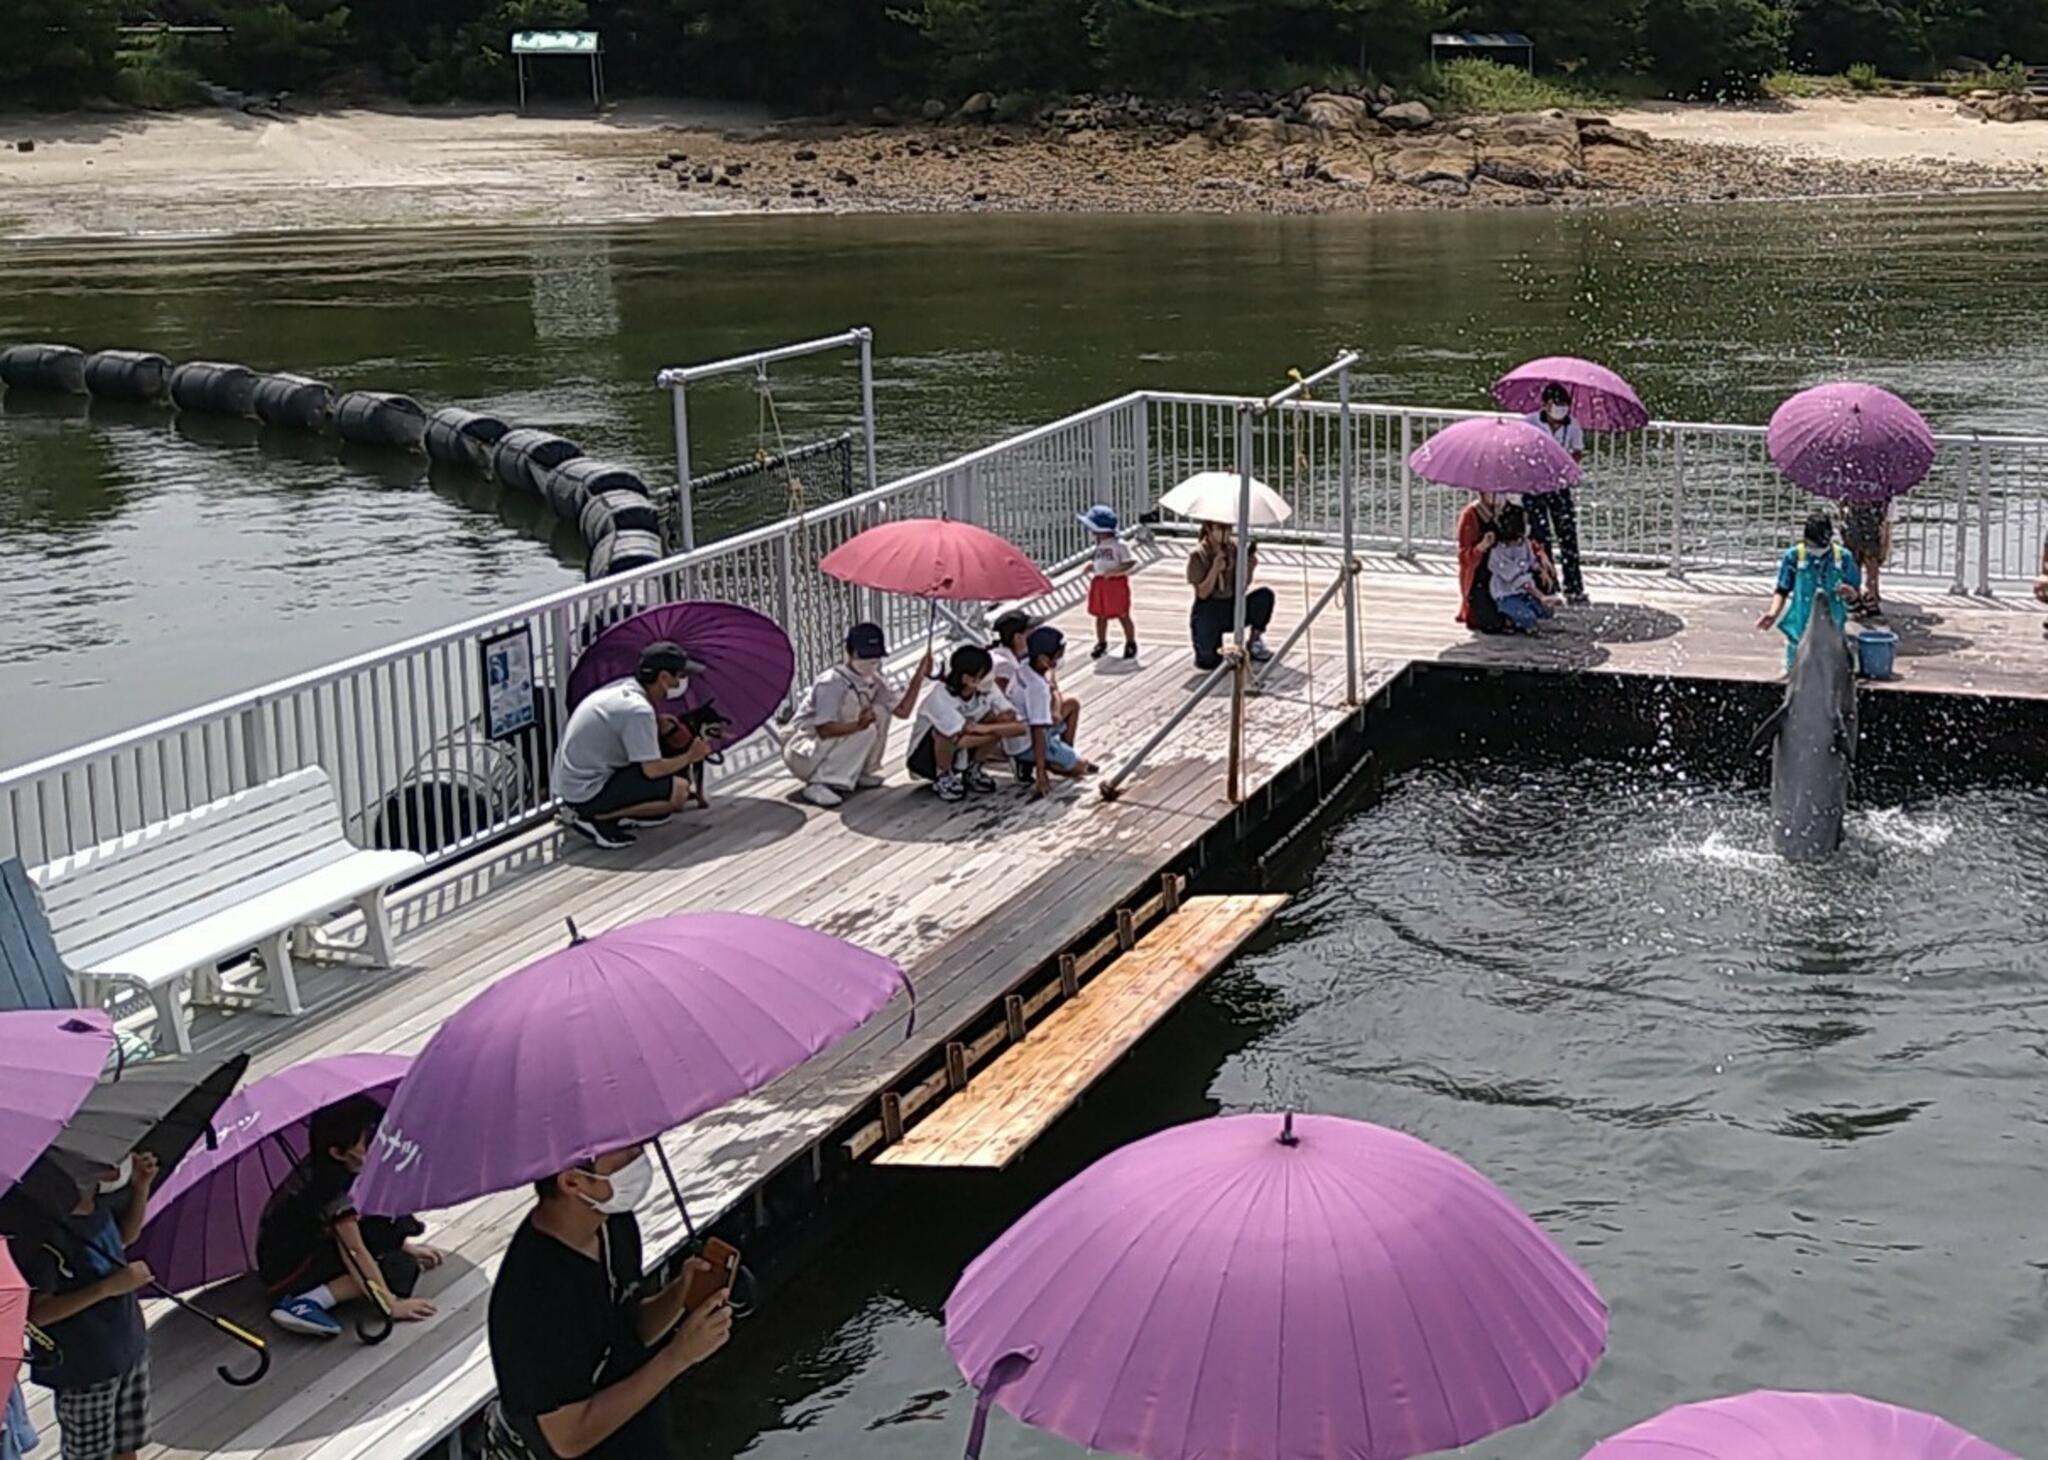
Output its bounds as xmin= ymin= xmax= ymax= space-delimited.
xmin=1856 ymin=627 xmax=1898 ymax=679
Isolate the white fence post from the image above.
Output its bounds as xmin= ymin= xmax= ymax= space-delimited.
xmin=1976 ymin=438 xmax=1994 ymax=596
xmin=1398 ymin=413 xmax=1414 ymax=561
xmin=1668 ymin=432 xmax=1687 ymax=577
xmin=1131 ymin=396 xmax=1152 ymax=527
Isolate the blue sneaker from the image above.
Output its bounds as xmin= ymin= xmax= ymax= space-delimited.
xmin=271 ymin=1295 xmax=342 ymax=1338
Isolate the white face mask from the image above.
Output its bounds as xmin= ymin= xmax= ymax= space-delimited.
xmin=98 ymin=1156 xmax=133 ymax=1195
xmin=581 ymin=1152 xmax=652 ymax=1216
xmin=1545 ymin=404 xmax=1569 ymax=422
xmin=664 ymin=675 xmax=691 ymax=703
xmin=852 ymin=657 xmax=883 ymax=682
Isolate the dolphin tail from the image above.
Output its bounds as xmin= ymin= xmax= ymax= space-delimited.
xmin=1748 ymin=703 xmax=1786 ymax=755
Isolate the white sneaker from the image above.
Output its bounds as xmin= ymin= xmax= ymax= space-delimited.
xmin=801 ymin=783 xmax=843 ymax=808
xmin=855 ymin=774 xmax=885 ymax=790
xmin=932 ymin=772 xmax=966 ymax=803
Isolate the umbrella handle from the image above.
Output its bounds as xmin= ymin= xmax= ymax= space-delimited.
xmin=179 ymin=1303 xmax=270 ymax=1387
xmin=963 ymin=1349 xmax=1035 ymax=1460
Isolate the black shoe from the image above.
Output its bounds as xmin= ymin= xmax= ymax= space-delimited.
xmin=963 ymin=764 xmax=999 ymax=794
xmin=1122 ymin=641 xmax=1138 ymax=659
xmin=563 ymin=813 xmax=635 ymax=850
xmin=1091 ymin=642 xmax=1108 ymax=660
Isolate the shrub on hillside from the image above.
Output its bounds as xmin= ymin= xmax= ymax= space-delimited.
xmin=1646 ymin=0 xmax=1789 ymax=99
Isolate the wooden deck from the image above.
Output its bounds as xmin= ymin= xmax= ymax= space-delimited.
xmin=876 ymin=893 xmax=1288 ymax=1170
xmin=29 ymin=549 xmax=2048 ymax=1460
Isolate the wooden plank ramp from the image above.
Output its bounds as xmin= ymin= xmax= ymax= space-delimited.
xmin=876 ymin=894 xmax=1288 ymax=1170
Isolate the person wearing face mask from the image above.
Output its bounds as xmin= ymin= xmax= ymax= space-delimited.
xmin=1522 ymin=383 xmax=1588 ymax=605
xmin=906 ymin=645 xmax=1023 ymax=802
xmin=781 ymin=622 xmax=932 ymax=809
xmin=550 ymin=641 xmax=712 ymax=851
xmin=8 ymin=1150 xmax=158 ymax=1460
xmin=259 ymin=1097 xmax=441 ymax=1339
xmin=486 ymin=1146 xmax=732 ymax=1460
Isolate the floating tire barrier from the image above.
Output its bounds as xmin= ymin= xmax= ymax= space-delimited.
xmin=578 ymin=488 xmax=661 ymax=546
xmin=333 ymin=390 xmax=428 ymax=450
xmin=83 ymin=349 xmax=172 ymax=403
xmin=0 ymin=343 xmax=88 ymax=394
xmin=252 ymin=372 xmax=335 ymax=431
xmin=492 ymin=428 xmax=583 ymax=495
xmin=586 ymin=527 xmax=663 ymax=580
xmin=169 ymin=360 xmax=261 ymax=418
xmin=545 ymin=457 xmax=648 ymax=525
xmin=424 ymin=407 xmax=511 ymax=470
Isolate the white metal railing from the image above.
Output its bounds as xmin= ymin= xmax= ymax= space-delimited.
xmin=0 ymin=394 xmax=1144 ymax=872
xmin=1140 ymin=393 xmax=2048 ymax=593
xmin=9 ymin=384 xmax=2046 ymax=875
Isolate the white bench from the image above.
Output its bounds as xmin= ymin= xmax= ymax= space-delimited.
xmin=29 ymin=767 xmax=424 ymax=1054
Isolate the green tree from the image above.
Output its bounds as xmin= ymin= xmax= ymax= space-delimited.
xmin=0 ymin=0 xmax=121 ymax=103
xmin=1645 ymin=0 xmax=1789 ymax=97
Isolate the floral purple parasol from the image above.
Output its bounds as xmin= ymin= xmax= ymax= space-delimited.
xmin=566 ymin=600 xmax=795 ymax=746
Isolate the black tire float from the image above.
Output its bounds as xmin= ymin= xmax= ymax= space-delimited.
xmin=424 ymin=407 xmax=511 ymax=471
xmin=333 ymin=391 xmax=428 ymax=450
xmin=83 ymin=349 xmax=172 ymax=402
xmin=252 ymin=373 xmax=335 ymax=431
xmin=578 ymin=489 xmax=661 ymax=546
xmin=0 ymin=343 xmax=88 ymax=393
xmin=586 ymin=528 xmax=663 ymax=579
xmin=544 ymin=458 xmax=648 ymax=526
xmin=491 ymin=427 xmax=582 ymax=495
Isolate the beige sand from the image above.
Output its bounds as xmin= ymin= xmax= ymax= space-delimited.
xmin=2 ymin=95 xmax=2044 ymax=240
xmin=1611 ymin=95 xmax=2048 ymax=172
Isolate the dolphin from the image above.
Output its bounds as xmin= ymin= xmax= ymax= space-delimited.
xmin=1751 ymin=590 xmax=1858 ymax=860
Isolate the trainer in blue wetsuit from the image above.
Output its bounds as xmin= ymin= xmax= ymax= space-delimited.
xmin=1758 ymin=510 xmax=1861 ymax=670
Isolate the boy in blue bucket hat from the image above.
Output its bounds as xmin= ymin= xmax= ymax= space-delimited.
xmin=1079 ymin=504 xmax=1138 ymax=661
xmin=1757 ymin=510 xmax=1862 ymax=671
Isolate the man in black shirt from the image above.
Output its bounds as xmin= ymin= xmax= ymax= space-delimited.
xmin=488 ymin=1144 xmax=731 ymax=1459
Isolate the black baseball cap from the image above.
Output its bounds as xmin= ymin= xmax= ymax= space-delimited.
xmin=846 ymin=622 xmax=887 ymax=658
xmin=1026 ymin=626 xmax=1066 ymax=661
xmin=636 ymin=641 xmax=704 ymax=682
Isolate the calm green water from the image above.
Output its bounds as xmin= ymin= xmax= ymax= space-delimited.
xmin=6 ymin=197 xmax=2048 ymax=764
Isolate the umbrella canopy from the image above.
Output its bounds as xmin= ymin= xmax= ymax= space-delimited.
xmin=354 ymin=912 xmax=910 ymax=1216
xmin=2 ymin=1048 xmax=250 ymax=1235
xmin=1767 ymin=383 xmax=1936 ymax=504
xmin=134 ymin=1053 xmax=411 ymax=1293
xmin=821 ymin=519 xmax=1052 ymax=603
xmin=565 ymin=600 xmax=795 ymax=746
xmin=1584 ymin=1390 xmax=2016 ymax=1460
xmin=0 ymin=1010 xmax=114 ymax=1197
xmin=1493 ymin=356 xmax=1650 ymax=432
xmin=945 ymin=1113 xmax=1607 ymax=1460
xmin=0 ymin=1242 xmax=26 ymax=1399
xmin=1158 ymin=470 xmax=1293 ymax=527
xmin=1409 ymin=417 xmax=1582 ymax=496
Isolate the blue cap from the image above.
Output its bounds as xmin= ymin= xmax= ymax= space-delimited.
xmin=845 ymin=622 xmax=886 ymax=658
xmin=1026 ymin=625 xmax=1066 ymax=661
xmin=1077 ymin=504 xmax=1120 ymax=534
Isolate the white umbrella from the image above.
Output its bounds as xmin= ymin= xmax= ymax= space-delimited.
xmin=1158 ymin=470 xmax=1293 ymax=527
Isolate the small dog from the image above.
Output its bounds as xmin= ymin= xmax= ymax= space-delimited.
xmin=657 ymin=701 xmax=731 ymax=809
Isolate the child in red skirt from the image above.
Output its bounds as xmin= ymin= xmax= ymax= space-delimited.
xmin=1080 ymin=504 xmax=1137 ymax=659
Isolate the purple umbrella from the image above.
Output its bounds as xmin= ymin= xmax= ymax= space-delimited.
xmin=133 ymin=1053 xmax=411 ymax=1294
xmin=566 ymin=600 xmax=795 ymax=746
xmin=354 ymin=912 xmax=910 ymax=1217
xmin=1410 ymin=417 xmax=1583 ymax=497
xmin=1493 ymin=356 xmax=1650 ymax=432
xmin=1584 ymin=1390 xmax=2016 ymax=1459
xmin=0 ymin=1010 xmax=115 ymax=1195
xmin=945 ymin=1113 xmax=1607 ymax=1460
xmin=1767 ymin=382 xmax=1936 ymax=504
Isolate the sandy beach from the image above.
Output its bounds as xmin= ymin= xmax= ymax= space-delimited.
xmin=2 ymin=94 xmax=2045 ymax=240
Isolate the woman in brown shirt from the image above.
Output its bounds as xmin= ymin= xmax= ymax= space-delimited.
xmin=1187 ymin=523 xmax=1275 ymax=669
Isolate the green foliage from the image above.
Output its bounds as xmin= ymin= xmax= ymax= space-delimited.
xmin=1764 ymin=69 xmax=1850 ymax=97
xmin=1845 ymin=60 xmax=1882 ymax=89
xmin=114 ymin=41 xmax=210 ymax=107
xmin=1415 ymin=58 xmax=1617 ymax=114
xmin=1987 ymin=54 xmax=2029 ymax=91
xmin=1645 ymin=0 xmax=1790 ymax=99
xmin=0 ymin=0 xmax=121 ymax=104
xmin=201 ymin=0 xmax=354 ymax=91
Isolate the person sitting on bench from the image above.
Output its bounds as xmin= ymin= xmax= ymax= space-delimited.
xmin=261 ymin=1096 xmax=440 ymax=1339
xmin=551 ymin=642 xmax=712 ymax=851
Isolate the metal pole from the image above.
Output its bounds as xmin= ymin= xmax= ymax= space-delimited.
xmin=517 ymin=57 xmax=526 ymax=111
xmin=1101 ymin=661 xmax=1232 ymax=800
xmin=670 ymin=384 xmax=695 ymax=554
xmin=1253 ymin=567 xmax=1352 ymax=691
xmin=1398 ymin=413 xmax=1414 ymax=560
xmin=1669 ymin=432 xmax=1687 ymax=576
xmin=1227 ymin=656 xmax=1248 ymax=805
xmin=1975 ymin=438 xmax=1992 ymax=595
xmin=1338 ymin=364 xmax=1358 ymax=705
xmin=1949 ymin=439 xmax=1971 ymax=595
xmin=858 ymin=328 xmax=881 ymax=494
xmin=1232 ymin=406 xmax=1254 ymax=646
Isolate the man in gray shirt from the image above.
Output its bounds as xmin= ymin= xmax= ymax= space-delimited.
xmin=552 ymin=642 xmax=710 ymax=850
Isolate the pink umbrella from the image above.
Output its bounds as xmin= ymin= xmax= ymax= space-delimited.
xmin=0 ymin=1242 xmax=26 ymax=1399
xmin=1493 ymin=356 xmax=1650 ymax=432
xmin=945 ymin=1113 xmax=1607 ymax=1460
xmin=821 ymin=518 xmax=1052 ymax=602
xmin=1767 ymin=383 xmax=1936 ymax=504
xmin=1584 ymin=1390 xmax=2016 ymax=1459
xmin=354 ymin=912 xmax=910 ymax=1218
xmin=1410 ymin=417 xmax=1582 ymax=497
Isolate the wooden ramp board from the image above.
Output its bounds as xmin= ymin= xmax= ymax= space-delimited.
xmin=876 ymin=893 xmax=1288 ymax=1170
